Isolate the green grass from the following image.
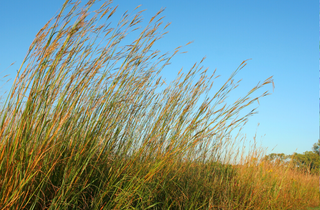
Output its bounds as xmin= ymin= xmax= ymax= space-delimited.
xmin=0 ymin=0 xmax=318 ymax=209
xmin=299 ymin=206 xmax=320 ymax=210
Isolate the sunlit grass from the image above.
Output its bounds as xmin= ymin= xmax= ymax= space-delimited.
xmin=0 ymin=0 xmax=318 ymax=209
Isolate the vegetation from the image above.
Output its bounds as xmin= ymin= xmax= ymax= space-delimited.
xmin=312 ymin=139 xmax=320 ymax=155
xmin=0 ymin=0 xmax=318 ymax=209
xmin=263 ymin=140 xmax=320 ymax=175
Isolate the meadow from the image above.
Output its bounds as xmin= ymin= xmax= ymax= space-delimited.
xmin=0 ymin=0 xmax=318 ymax=209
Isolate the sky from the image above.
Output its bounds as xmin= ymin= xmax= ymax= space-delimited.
xmin=0 ymin=0 xmax=318 ymax=156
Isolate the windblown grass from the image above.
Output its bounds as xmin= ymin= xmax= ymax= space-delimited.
xmin=0 ymin=0 xmax=318 ymax=209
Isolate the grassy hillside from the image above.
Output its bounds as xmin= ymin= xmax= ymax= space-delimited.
xmin=0 ymin=0 xmax=318 ymax=209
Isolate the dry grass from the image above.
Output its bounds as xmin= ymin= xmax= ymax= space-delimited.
xmin=0 ymin=0 xmax=317 ymax=209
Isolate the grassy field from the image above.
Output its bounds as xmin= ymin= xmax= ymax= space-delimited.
xmin=0 ymin=0 xmax=318 ymax=209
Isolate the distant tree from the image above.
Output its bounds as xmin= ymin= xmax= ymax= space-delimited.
xmin=291 ymin=151 xmax=320 ymax=174
xmin=261 ymin=140 xmax=320 ymax=175
xmin=262 ymin=153 xmax=290 ymax=165
xmin=312 ymin=139 xmax=320 ymax=155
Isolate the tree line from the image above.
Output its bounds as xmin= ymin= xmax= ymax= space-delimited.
xmin=262 ymin=140 xmax=320 ymax=175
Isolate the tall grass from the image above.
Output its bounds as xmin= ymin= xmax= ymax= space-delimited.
xmin=0 ymin=0 xmax=318 ymax=209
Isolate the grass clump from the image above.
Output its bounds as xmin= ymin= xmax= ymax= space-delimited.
xmin=0 ymin=0 xmax=318 ymax=209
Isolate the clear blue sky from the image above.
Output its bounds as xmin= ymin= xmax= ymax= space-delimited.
xmin=0 ymin=0 xmax=318 ymax=156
